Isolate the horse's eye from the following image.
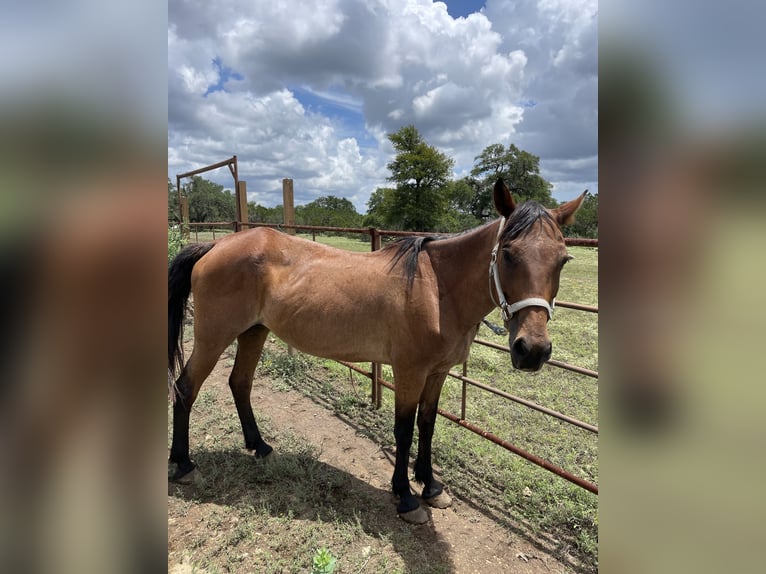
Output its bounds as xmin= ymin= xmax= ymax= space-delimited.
xmin=502 ymin=249 xmax=516 ymax=264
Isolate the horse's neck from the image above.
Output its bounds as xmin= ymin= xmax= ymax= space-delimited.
xmin=427 ymin=220 xmax=501 ymax=327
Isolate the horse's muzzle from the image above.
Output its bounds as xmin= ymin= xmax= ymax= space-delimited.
xmin=510 ymin=336 xmax=552 ymax=372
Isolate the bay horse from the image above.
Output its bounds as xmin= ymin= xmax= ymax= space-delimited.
xmin=168 ymin=178 xmax=585 ymax=524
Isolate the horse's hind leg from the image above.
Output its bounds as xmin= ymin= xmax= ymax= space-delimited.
xmin=229 ymin=325 xmax=273 ymax=459
xmin=414 ymin=372 xmax=452 ymax=508
xmin=169 ymin=340 xmax=227 ymax=482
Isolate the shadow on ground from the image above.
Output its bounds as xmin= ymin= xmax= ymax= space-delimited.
xmin=169 ymin=448 xmax=455 ymax=574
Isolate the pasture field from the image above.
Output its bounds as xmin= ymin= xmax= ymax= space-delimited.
xmin=168 ymin=234 xmax=598 ymax=573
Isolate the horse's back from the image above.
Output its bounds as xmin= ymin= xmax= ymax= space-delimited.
xmin=188 ymin=228 xmax=406 ymax=360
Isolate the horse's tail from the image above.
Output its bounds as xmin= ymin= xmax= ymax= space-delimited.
xmin=168 ymin=242 xmax=215 ymax=400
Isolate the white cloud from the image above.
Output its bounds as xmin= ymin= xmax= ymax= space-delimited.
xmin=169 ymin=0 xmax=597 ymax=210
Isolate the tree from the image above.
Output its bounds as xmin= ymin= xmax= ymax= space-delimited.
xmin=296 ymin=196 xmax=362 ymax=229
xmin=167 ymin=175 xmax=236 ymax=223
xmin=248 ymin=203 xmax=283 ymax=224
xmin=440 ymin=178 xmax=480 ymax=231
xmin=363 ymin=187 xmax=396 ymax=229
xmin=384 ymin=125 xmax=455 ymax=231
xmin=470 ymin=143 xmax=556 ymax=220
xmin=168 ymin=178 xmax=180 ymax=222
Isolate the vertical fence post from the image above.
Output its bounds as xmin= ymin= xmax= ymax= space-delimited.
xmin=371 ymin=362 xmax=382 ymax=410
xmin=461 ymin=362 xmax=468 ymax=420
xmin=176 ymin=175 xmax=183 ymax=225
xmin=370 ymin=227 xmax=381 ymax=252
xmin=236 ymin=180 xmax=248 ymax=231
xmin=282 ymin=178 xmax=295 ymax=235
xmin=180 ymin=196 xmax=190 ymax=240
xmin=369 ymin=227 xmax=383 ymax=409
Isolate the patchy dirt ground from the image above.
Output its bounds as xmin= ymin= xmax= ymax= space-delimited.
xmin=168 ymin=347 xmax=588 ymax=573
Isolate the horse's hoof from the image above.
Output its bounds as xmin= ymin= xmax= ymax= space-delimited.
xmin=169 ymin=465 xmax=204 ymax=486
xmin=398 ymin=505 xmax=429 ymax=524
xmin=423 ymin=490 xmax=452 ymax=509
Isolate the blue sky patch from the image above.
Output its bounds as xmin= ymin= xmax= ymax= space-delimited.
xmin=204 ymin=57 xmax=244 ymax=97
xmin=443 ymin=0 xmax=486 ymax=19
xmin=292 ymin=85 xmax=377 ymax=148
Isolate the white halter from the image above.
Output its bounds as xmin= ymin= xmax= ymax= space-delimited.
xmin=489 ymin=217 xmax=554 ymax=323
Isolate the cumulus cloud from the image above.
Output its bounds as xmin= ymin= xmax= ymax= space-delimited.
xmin=168 ymin=0 xmax=597 ymax=209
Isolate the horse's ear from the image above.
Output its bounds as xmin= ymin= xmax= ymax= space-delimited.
xmin=493 ymin=178 xmax=516 ymax=217
xmin=552 ymin=190 xmax=588 ymax=226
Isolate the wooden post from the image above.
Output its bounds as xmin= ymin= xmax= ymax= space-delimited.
xmin=370 ymin=227 xmax=381 ymax=252
xmin=282 ymin=178 xmax=295 ymax=235
xmin=236 ymin=180 xmax=248 ymax=231
xmin=180 ymin=196 xmax=190 ymax=239
xmin=371 ymin=362 xmax=382 ymax=409
xmin=176 ymin=175 xmax=183 ymax=223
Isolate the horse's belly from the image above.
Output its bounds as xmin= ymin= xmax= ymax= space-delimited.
xmin=272 ymin=328 xmax=389 ymax=364
xmin=264 ymin=303 xmax=391 ymax=363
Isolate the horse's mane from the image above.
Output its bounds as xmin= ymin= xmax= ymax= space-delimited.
xmin=384 ymin=201 xmax=555 ymax=290
xmin=501 ymin=201 xmax=555 ymax=242
xmin=383 ymin=235 xmax=443 ymax=290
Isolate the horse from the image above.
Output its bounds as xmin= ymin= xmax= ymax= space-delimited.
xmin=168 ymin=178 xmax=585 ymax=524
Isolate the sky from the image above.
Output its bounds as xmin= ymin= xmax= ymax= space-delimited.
xmin=168 ymin=0 xmax=597 ymax=212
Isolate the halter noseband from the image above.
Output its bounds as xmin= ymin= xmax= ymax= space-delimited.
xmin=489 ymin=217 xmax=554 ymax=323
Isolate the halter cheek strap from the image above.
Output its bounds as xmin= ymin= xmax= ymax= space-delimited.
xmin=489 ymin=217 xmax=555 ymax=323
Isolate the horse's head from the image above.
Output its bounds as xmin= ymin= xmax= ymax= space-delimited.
xmin=491 ymin=179 xmax=586 ymax=371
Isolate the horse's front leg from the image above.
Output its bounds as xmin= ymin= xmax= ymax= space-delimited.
xmin=392 ymin=402 xmax=425 ymax=522
xmin=414 ymin=372 xmax=453 ymax=509
xmin=390 ymin=369 xmax=429 ymax=524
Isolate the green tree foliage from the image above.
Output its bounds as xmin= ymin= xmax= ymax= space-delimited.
xmin=185 ymin=176 xmax=236 ymax=222
xmin=470 ymin=143 xmax=556 ymax=220
xmin=168 ymin=175 xmax=238 ymax=223
xmin=168 ymin=178 xmax=179 ymax=222
xmin=384 ymin=125 xmax=455 ymax=231
xmin=440 ymin=178 xmax=481 ymax=231
xmin=296 ymin=196 xmax=362 ymax=229
xmin=248 ymin=202 xmax=284 ymax=224
xmin=564 ymin=192 xmax=598 ymax=238
xmin=362 ymin=187 xmax=396 ymax=229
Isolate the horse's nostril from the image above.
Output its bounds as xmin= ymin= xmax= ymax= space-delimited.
xmin=512 ymin=337 xmax=528 ymax=357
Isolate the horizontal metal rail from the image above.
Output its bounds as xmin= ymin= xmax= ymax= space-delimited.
xmin=564 ymin=238 xmax=598 ymax=247
xmin=337 ymin=360 xmax=598 ymax=494
xmin=436 ymin=408 xmax=598 ymax=494
xmin=182 ymin=221 xmax=599 ymax=248
xmin=555 ymin=300 xmax=598 ymax=313
xmin=184 ymin=221 xmax=236 ymax=227
xmin=473 ymin=338 xmax=598 ymax=378
xmin=446 ymin=370 xmax=598 ymax=434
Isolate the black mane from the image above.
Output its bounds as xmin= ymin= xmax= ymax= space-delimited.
xmin=383 ymin=201 xmax=555 ymax=291
xmin=383 ymin=235 xmax=443 ymax=290
xmin=501 ymin=201 xmax=555 ymax=243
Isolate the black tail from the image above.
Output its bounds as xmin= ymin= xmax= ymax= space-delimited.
xmin=168 ymin=242 xmax=215 ymax=386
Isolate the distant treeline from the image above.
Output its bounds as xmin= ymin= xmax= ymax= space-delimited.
xmin=169 ymin=126 xmax=597 ymax=238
